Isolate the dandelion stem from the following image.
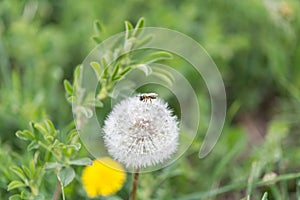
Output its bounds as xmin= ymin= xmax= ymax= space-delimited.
xmin=130 ymin=168 xmax=140 ymax=200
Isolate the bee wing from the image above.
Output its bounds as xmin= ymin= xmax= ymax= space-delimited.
xmin=148 ymin=93 xmax=158 ymax=97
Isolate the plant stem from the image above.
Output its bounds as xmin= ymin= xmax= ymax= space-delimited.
xmin=61 ymin=183 xmax=66 ymax=200
xmin=52 ymin=181 xmax=61 ymax=200
xmin=130 ymin=168 xmax=140 ymax=200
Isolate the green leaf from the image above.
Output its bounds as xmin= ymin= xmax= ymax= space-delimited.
xmin=134 ymin=35 xmax=153 ymax=48
xmin=125 ymin=21 xmax=133 ymax=39
xmin=119 ymin=66 xmax=132 ymax=76
xmin=1 ymin=167 xmax=11 ymax=179
xmin=34 ymin=123 xmax=48 ymax=136
xmin=77 ymin=106 xmax=93 ymax=118
xmin=29 ymin=121 xmax=35 ymax=132
xmin=94 ymin=20 xmax=104 ymax=33
xmin=57 ymin=167 xmax=75 ymax=187
xmin=135 ymin=64 xmax=152 ymax=76
xmin=112 ymin=75 xmax=123 ymax=81
xmin=133 ymin=17 xmax=145 ymax=37
xmin=261 ymin=192 xmax=268 ymax=200
xmin=27 ymin=140 xmax=39 ymax=151
xmin=29 ymin=121 xmax=38 ymax=136
xmin=152 ymin=65 xmax=175 ymax=80
xmin=45 ymin=135 xmax=54 ymax=141
xmin=92 ymin=36 xmax=102 ymax=44
xmin=32 ymin=194 xmax=45 ymax=200
xmin=22 ymin=165 xmax=32 ymax=179
xmin=101 ymin=57 xmax=108 ymax=69
xmin=84 ymin=100 xmax=104 ymax=108
xmin=10 ymin=166 xmax=27 ymax=182
xmin=15 ymin=130 xmax=35 ymax=141
xmin=29 ymin=160 xmax=36 ymax=178
xmin=125 ymin=21 xmax=133 ymax=31
xmin=111 ymin=64 xmax=120 ymax=80
xmin=57 ymin=142 xmax=66 ymax=148
xmin=152 ymin=72 xmax=173 ymax=86
xmin=102 ymin=66 xmax=110 ymax=79
xmin=20 ymin=191 xmax=28 ymax=199
xmin=9 ymin=194 xmax=21 ymax=200
xmin=64 ymin=80 xmax=73 ymax=95
xmin=135 ymin=17 xmax=145 ymax=29
xmin=7 ymin=181 xmax=27 ymax=191
xmin=73 ymin=65 xmax=81 ymax=86
xmin=33 ymin=166 xmax=43 ymax=180
xmin=152 ymin=65 xmax=175 ymax=84
xmin=69 ymin=157 xmax=93 ymax=166
xmin=142 ymin=51 xmax=173 ymax=64
xmin=45 ymin=119 xmax=56 ymax=136
xmin=90 ymin=61 xmax=102 ymax=79
xmin=67 ymin=96 xmax=74 ymax=102
xmin=67 ymin=143 xmax=81 ymax=151
xmin=94 ymin=100 xmax=104 ymax=107
xmin=44 ymin=162 xmax=63 ymax=169
xmin=67 ymin=129 xmax=78 ymax=141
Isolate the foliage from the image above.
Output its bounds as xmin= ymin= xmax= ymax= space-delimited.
xmin=0 ymin=0 xmax=300 ymax=199
xmin=8 ymin=119 xmax=92 ymax=199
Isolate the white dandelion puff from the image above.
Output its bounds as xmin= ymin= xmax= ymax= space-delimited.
xmin=103 ymin=96 xmax=179 ymax=169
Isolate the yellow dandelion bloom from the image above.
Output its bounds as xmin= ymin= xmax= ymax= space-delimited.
xmin=81 ymin=157 xmax=126 ymax=198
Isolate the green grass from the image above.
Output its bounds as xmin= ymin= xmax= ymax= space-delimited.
xmin=1 ymin=0 xmax=300 ymax=199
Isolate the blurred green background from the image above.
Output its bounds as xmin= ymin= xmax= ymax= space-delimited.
xmin=1 ymin=0 xmax=300 ymax=199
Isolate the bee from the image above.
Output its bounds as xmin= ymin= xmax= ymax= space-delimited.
xmin=138 ymin=93 xmax=158 ymax=103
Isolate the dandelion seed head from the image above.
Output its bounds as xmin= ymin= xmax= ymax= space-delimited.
xmin=103 ymin=96 xmax=179 ymax=169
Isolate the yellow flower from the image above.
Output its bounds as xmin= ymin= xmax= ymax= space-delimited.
xmin=81 ymin=157 xmax=126 ymax=198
